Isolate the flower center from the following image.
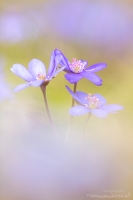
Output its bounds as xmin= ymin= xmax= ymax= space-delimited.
xmin=85 ymin=94 xmax=100 ymax=109
xmin=69 ymin=58 xmax=86 ymax=73
xmin=36 ymin=74 xmax=45 ymax=80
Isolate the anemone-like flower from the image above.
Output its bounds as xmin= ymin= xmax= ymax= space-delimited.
xmin=55 ymin=49 xmax=107 ymax=86
xmin=66 ymin=86 xmax=123 ymax=118
xmin=11 ymin=50 xmax=64 ymax=92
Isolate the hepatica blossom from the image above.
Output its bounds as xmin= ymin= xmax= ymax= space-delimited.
xmin=55 ymin=49 xmax=107 ymax=85
xmin=11 ymin=50 xmax=64 ymax=92
xmin=66 ymin=86 xmax=123 ymax=118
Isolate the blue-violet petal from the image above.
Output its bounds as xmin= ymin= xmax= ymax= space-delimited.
xmin=85 ymin=63 xmax=107 ymax=72
xmin=65 ymin=73 xmax=82 ymax=84
xmin=80 ymin=71 xmax=102 ymax=86
xmin=69 ymin=105 xmax=90 ymax=116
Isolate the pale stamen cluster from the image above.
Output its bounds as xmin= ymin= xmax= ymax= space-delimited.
xmin=85 ymin=94 xmax=100 ymax=109
xmin=36 ymin=74 xmax=45 ymax=80
xmin=69 ymin=58 xmax=86 ymax=73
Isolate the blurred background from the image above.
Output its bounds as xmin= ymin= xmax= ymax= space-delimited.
xmin=0 ymin=0 xmax=133 ymax=199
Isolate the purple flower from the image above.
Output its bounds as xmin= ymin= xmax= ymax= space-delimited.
xmin=66 ymin=86 xmax=123 ymax=118
xmin=11 ymin=50 xmax=64 ymax=92
xmin=55 ymin=49 xmax=107 ymax=85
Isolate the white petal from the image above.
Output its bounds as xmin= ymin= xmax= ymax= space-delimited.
xmin=28 ymin=59 xmax=46 ymax=79
xmin=91 ymin=109 xmax=107 ymax=118
xmin=30 ymin=80 xmax=44 ymax=87
xmin=11 ymin=64 xmax=33 ymax=81
xmin=69 ymin=105 xmax=90 ymax=116
xmin=14 ymin=83 xmax=31 ymax=92
xmin=101 ymin=104 xmax=124 ymax=113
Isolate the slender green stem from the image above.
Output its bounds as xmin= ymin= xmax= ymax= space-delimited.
xmin=65 ymin=83 xmax=77 ymax=140
xmin=40 ymin=85 xmax=58 ymax=136
xmin=71 ymin=83 xmax=77 ymax=107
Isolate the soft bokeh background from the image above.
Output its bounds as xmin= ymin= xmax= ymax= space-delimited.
xmin=0 ymin=0 xmax=133 ymax=199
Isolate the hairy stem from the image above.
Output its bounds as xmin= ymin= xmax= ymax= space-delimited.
xmin=40 ymin=85 xmax=58 ymax=136
xmin=71 ymin=83 xmax=77 ymax=107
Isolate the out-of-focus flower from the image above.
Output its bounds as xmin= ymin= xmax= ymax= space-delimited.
xmin=66 ymin=86 xmax=123 ymax=118
xmin=56 ymin=49 xmax=106 ymax=85
xmin=0 ymin=11 xmax=30 ymax=43
xmin=0 ymin=58 xmax=12 ymax=101
xmin=45 ymin=1 xmax=133 ymax=53
xmin=11 ymin=50 xmax=64 ymax=92
xmin=0 ymin=7 xmax=46 ymax=44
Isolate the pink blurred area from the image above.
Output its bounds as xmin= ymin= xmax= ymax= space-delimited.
xmin=0 ymin=0 xmax=133 ymax=55
xmin=44 ymin=0 xmax=133 ymax=53
xmin=1 ymin=132 xmax=132 ymax=200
